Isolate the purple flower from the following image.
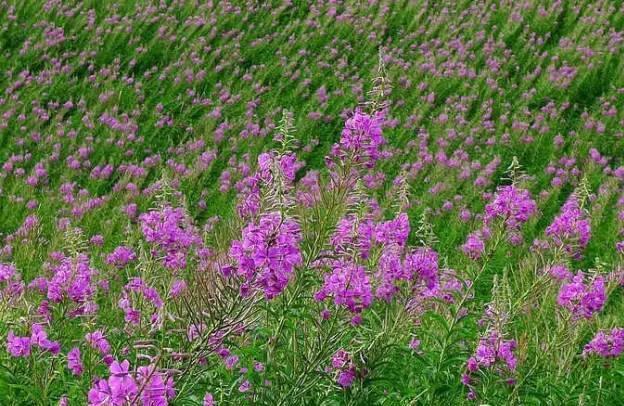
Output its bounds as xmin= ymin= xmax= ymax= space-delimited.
xmin=557 ymin=273 xmax=606 ymax=319
xmin=332 ymin=109 xmax=386 ymax=167
xmin=406 ymin=247 xmax=439 ymax=289
xmin=67 ymin=347 xmax=83 ymax=376
xmin=547 ymin=264 xmax=572 ymax=281
xmin=484 ymin=185 xmax=537 ymax=229
xmin=375 ymin=213 xmax=410 ymax=247
xmin=224 ymin=354 xmax=239 ymax=370
xmin=546 ymin=196 xmax=591 ymax=258
xmin=236 ymin=152 xmax=301 ymax=218
xmin=583 ymin=328 xmax=624 ymax=358
xmin=0 ymin=263 xmax=16 ymax=283
xmin=169 ymin=279 xmax=187 ymax=298
xmin=137 ymin=364 xmax=175 ymax=405
xmin=337 ymin=367 xmax=357 ymax=388
xmin=203 ymin=393 xmax=215 ymax=406
xmin=140 ymin=206 xmax=201 ymax=271
xmin=330 ymin=349 xmax=358 ymax=388
xmin=108 ymin=360 xmax=138 ymax=403
xmin=229 ymin=212 xmax=302 ymax=299
xmin=88 ymin=378 xmax=113 ymax=405
xmin=238 ymin=380 xmax=251 ymax=393
xmin=30 ymin=324 xmax=61 ymax=354
xmin=45 ymin=254 xmax=99 ymax=317
xmin=464 ymin=330 xmax=517 ymax=387
xmin=7 ymin=331 xmax=31 ymax=357
xmin=86 ymin=330 xmax=111 ymax=355
xmin=331 ymin=215 xmax=375 ymax=258
xmin=106 ymin=246 xmax=136 ymax=269
xmin=315 ymin=260 xmax=372 ymax=314
xmin=462 ymin=232 xmax=485 ymax=260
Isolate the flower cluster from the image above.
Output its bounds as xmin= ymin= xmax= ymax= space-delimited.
xmin=462 ymin=232 xmax=486 ymax=260
xmin=557 ymin=273 xmax=606 ymax=319
xmin=330 ymin=215 xmax=376 ymax=258
xmin=583 ymin=327 xmax=624 ymax=358
xmin=466 ymin=331 xmax=517 ymax=373
xmin=315 ymin=260 xmax=373 ymax=314
xmin=140 ymin=206 xmax=201 ymax=271
xmin=229 ymin=212 xmax=303 ymax=299
xmin=405 ymin=247 xmax=440 ymax=290
xmin=0 ymin=262 xmax=24 ymax=301
xmin=7 ymin=324 xmax=61 ymax=358
xmin=546 ymin=196 xmax=591 ymax=258
xmin=67 ymin=347 xmax=84 ymax=375
xmin=118 ymin=277 xmax=164 ymax=326
xmin=85 ymin=330 xmax=113 ymax=365
xmin=484 ymin=185 xmax=537 ymax=230
xmin=236 ymin=151 xmax=301 ymax=218
xmin=331 ymin=109 xmax=386 ymax=168
xmin=329 ymin=349 xmax=358 ymax=388
xmin=462 ymin=185 xmax=536 ymax=259
xmin=35 ymin=254 xmax=99 ymax=317
xmin=546 ymin=264 xmax=573 ymax=281
xmin=463 ymin=330 xmax=517 ymax=399
xmin=106 ymin=246 xmax=137 ymax=269
xmin=87 ymin=360 xmax=175 ymax=406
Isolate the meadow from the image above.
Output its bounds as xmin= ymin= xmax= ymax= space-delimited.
xmin=1 ymin=0 xmax=624 ymax=404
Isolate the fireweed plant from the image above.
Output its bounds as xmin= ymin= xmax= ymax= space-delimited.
xmin=1 ymin=1 xmax=624 ymax=405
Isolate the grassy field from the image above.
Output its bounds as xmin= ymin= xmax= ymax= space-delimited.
xmin=0 ymin=1 xmax=624 ymax=404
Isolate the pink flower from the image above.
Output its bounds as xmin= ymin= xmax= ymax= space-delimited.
xmin=108 ymin=360 xmax=138 ymax=403
xmin=7 ymin=331 xmax=31 ymax=357
xmin=67 ymin=347 xmax=83 ymax=376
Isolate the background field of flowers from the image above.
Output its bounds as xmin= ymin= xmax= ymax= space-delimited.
xmin=1 ymin=1 xmax=624 ymax=404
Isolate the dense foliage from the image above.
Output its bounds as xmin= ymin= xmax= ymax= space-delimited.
xmin=1 ymin=0 xmax=624 ymax=404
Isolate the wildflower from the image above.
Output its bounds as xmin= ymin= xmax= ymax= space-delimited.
xmin=7 ymin=331 xmax=31 ymax=357
xmin=67 ymin=347 xmax=83 ymax=376
xmin=108 ymin=360 xmax=138 ymax=403
xmin=0 ymin=263 xmax=16 ymax=282
xmin=583 ymin=328 xmax=624 ymax=358
xmin=557 ymin=273 xmax=606 ymax=319
xmin=462 ymin=232 xmax=485 ymax=260
xmin=229 ymin=212 xmax=302 ymax=299
xmin=331 ymin=215 xmax=376 ymax=259
xmin=406 ymin=247 xmax=439 ymax=289
xmin=46 ymin=254 xmax=99 ymax=316
xmin=337 ymin=367 xmax=357 ymax=388
xmin=484 ymin=185 xmax=537 ymax=229
xmin=224 ymin=354 xmax=239 ymax=370
xmin=238 ymin=380 xmax=251 ymax=393
xmin=375 ymin=213 xmax=410 ymax=247
xmin=106 ymin=246 xmax=136 ymax=269
xmin=330 ymin=349 xmax=358 ymax=388
xmin=203 ymin=393 xmax=215 ymax=406
xmin=88 ymin=378 xmax=114 ymax=405
xmin=547 ymin=264 xmax=572 ymax=281
xmin=314 ymin=260 xmax=373 ymax=314
xmin=332 ymin=109 xmax=386 ymax=167
xmin=85 ymin=330 xmax=111 ymax=355
xmin=140 ymin=206 xmax=201 ymax=271
xmin=30 ymin=324 xmax=61 ymax=354
xmin=464 ymin=330 xmax=517 ymax=394
xmin=169 ymin=279 xmax=187 ymax=298
xmin=137 ymin=364 xmax=175 ymax=405
xmin=546 ymin=196 xmax=591 ymax=257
